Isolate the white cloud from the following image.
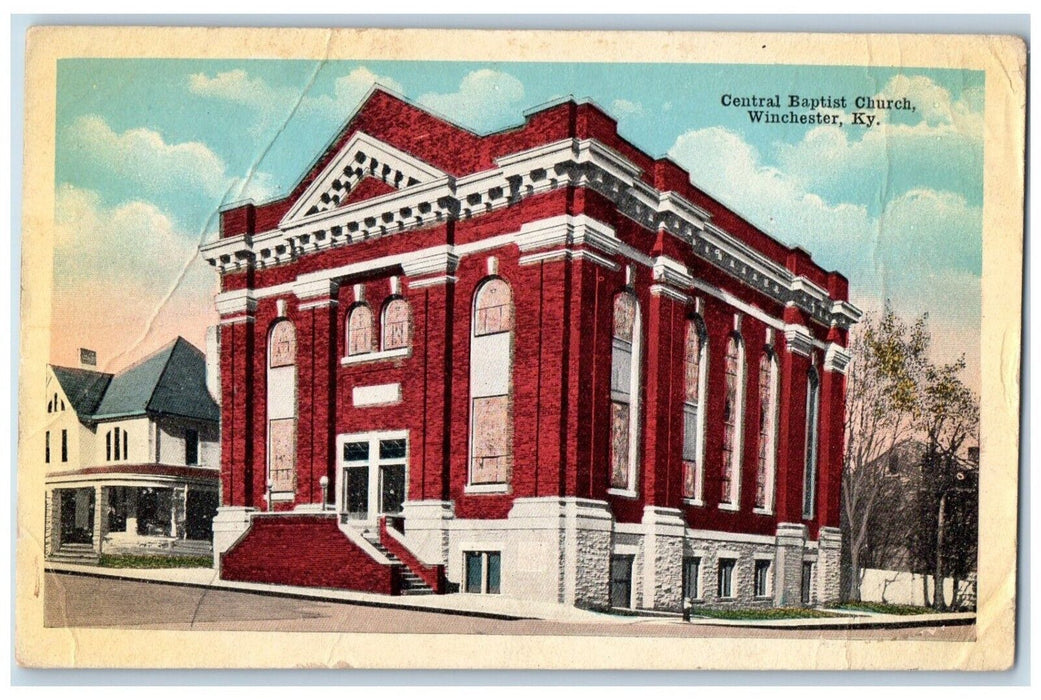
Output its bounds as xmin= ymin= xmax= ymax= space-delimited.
xmin=667 ymin=125 xmax=981 ymax=391
xmin=876 ymin=188 xmax=982 ymax=274
xmin=668 ymin=126 xmax=873 ymax=266
xmin=417 ymin=70 xmax=525 ymax=133
xmin=611 ymin=98 xmax=644 ymax=118
xmin=190 ymin=66 xmax=404 ymax=130
xmin=228 ymin=170 xmax=281 ymax=207
xmin=66 ymin=115 xmax=229 ymax=199
xmin=301 ymin=67 xmax=404 ymax=121
xmin=773 ymin=75 xmax=984 ymax=207
xmin=51 ymin=185 xmax=218 ymax=371
xmin=875 ymin=74 xmax=984 ymax=133
xmin=188 ymin=69 xmax=282 ymax=110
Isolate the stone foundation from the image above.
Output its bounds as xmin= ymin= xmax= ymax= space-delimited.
xmin=392 ymin=498 xmax=838 ymax=611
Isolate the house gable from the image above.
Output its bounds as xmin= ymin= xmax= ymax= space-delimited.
xmin=281 ymin=131 xmax=449 ymax=225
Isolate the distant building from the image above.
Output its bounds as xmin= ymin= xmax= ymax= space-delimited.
xmin=203 ymin=88 xmax=860 ymax=610
xmin=855 ymin=439 xmax=978 ymax=609
xmin=43 ymin=337 xmax=221 ymax=562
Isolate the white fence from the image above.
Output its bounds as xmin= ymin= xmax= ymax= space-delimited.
xmin=860 ymin=568 xmax=977 ymax=608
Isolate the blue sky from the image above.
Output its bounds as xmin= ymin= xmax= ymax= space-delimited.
xmin=52 ymin=59 xmax=984 ymax=387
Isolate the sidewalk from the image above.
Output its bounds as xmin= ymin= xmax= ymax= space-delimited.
xmin=44 ymin=562 xmax=618 ymax=624
xmin=45 ymin=562 xmax=976 ymax=630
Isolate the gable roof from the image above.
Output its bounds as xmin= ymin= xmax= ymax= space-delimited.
xmin=50 ymin=365 xmax=113 ymax=417
xmin=61 ymin=337 xmax=219 ymax=424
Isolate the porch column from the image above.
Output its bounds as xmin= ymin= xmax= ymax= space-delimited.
xmin=125 ymin=488 xmax=138 ymax=534
xmin=45 ymin=489 xmax=59 ymax=557
xmin=172 ymin=485 xmax=187 ymax=539
xmin=93 ymin=485 xmax=108 ymax=555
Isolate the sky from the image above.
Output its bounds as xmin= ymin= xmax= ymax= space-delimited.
xmin=51 ymin=59 xmax=984 ymax=391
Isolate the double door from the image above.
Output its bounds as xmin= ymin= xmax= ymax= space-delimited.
xmin=338 ymin=432 xmax=407 ymax=524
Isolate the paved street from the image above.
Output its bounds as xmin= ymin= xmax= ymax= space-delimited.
xmin=44 ymin=572 xmax=974 ymax=640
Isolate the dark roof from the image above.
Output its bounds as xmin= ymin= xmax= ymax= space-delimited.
xmin=56 ymin=337 xmax=219 ymax=424
xmin=50 ymin=365 xmax=113 ymax=417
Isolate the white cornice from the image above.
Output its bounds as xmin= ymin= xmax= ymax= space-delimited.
xmin=649 ymin=284 xmax=691 ymax=304
xmin=214 ymin=289 xmax=257 ymax=317
xmin=399 ymin=248 xmax=460 ymax=278
xmin=784 ymin=324 xmax=815 ymax=357
xmin=652 ymin=255 xmax=695 ymax=290
xmin=824 ymin=343 xmax=852 ymax=374
xmin=201 ymin=133 xmax=861 ymax=329
xmin=294 ymin=278 xmax=339 ymax=301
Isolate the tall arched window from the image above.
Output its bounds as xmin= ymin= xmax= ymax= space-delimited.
xmin=720 ymin=334 xmax=745 ymax=506
xmin=268 ymin=319 xmax=297 ymax=495
xmin=469 ymin=278 xmax=514 ymax=485
xmin=381 ymin=298 xmax=411 ymax=351
xmin=755 ymin=348 xmax=780 ymax=511
xmin=105 ymin=426 xmax=126 ymax=462
xmin=682 ymin=318 xmax=708 ymax=501
xmin=347 ymin=305 xmax=374 ymax=356
xmin=610 ymin=292 xmax=641 ymax=493
xmin=803 ymin=367 xmax=821 ymax=519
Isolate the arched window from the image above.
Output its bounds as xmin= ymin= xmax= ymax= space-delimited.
xmin=381 ymin=298 xmax=411 ymax=351
xmin=682 ymin=318 xmax=708 ymax=501
xmin=721 ymin=334 xmax=745 ymax=506
xmin=474 ymin=278 xmax=513 ymax=336
xmin=755 ymin=349 xmax=780 ymax=511
xmin=347 ymin=305 xmax=374 ymax=356
xmin=268 ymin=320 xmax=297 ymax=496
xmin=105 ymin=426 xmax=126 ymax=462
xmin=803 ymin=367 xmax=821 ymax=519
xmin=469 ymin=278 xmax=514 ymax=485
xmin=610 ymin=292 xmax=641 ymax=492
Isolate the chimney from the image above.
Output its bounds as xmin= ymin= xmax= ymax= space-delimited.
xmin=79 ymin=348 xmax=97 ymax=367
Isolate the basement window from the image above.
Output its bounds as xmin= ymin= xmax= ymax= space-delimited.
xmin=754 ymin=559 xmax=772 ymax=598
xmin=464 ymin=551 xmax=501 ymax=594
xmin=717 ymin=558 xmax=736 ymax=599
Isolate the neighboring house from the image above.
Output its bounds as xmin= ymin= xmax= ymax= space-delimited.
xmin=202 ymin=87 xmax=860 ymax=610
xmin=44 ymin=337 xmax=221 ymax=562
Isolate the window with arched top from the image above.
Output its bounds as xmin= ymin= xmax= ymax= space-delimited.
xmin=682 ymin=318 xmax=708 ymax=501
xmin=347 ymin=305 xmax=375 ymax=356
xmin=268 ymin=319 xmax=297 ymax=495
xmin=610 ymin=292 xmax=641 ymax=493
xmin=469 ymin=278 xmax=514 ymax=486
xmin=381 ymin=298 xmax=411 ymax=351
xmin=755 ymin=349 xmax=780 ymax=511
xmin=105 ymin=426 xmax=127 ymax=462
xmin=720 ymin=333 xmax=745 ymax=506
xmin=474 ymin=278 xmax=513 ymax=336
xmin=803 ymin=366 xmax=821 ymax=519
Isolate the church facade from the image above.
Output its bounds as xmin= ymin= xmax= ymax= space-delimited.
xmin=202 ymin=88 xmax=860 ymax=610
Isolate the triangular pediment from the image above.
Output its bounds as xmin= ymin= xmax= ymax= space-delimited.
xmin=282 ymin=131 xmax=448 ymax=225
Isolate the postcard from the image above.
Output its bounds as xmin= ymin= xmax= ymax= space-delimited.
xmin=15 ymin=27 xmax=1025 ymax=670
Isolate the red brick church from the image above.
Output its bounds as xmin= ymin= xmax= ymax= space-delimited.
xmin=201 ymin=87 xmax=860 ymax=610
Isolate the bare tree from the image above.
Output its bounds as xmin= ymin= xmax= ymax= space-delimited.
xmin=841 ymin=304 xmax=929 ymax=601
xmin=909 ymin=358 xmax=980 ymax=610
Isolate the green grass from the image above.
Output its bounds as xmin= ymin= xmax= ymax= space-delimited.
xmin=689 ymin=606 xmax=840 ymax=620
xmin=98 ymin=554 xmax=213 ymax=569
xmin=832 ymin=601 xmax=935 ymax=616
